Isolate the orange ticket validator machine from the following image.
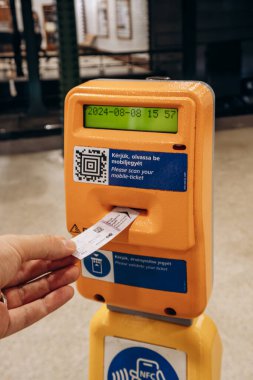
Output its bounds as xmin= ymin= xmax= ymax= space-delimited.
xmin=64 ymin=79 xmax=214 ymax=319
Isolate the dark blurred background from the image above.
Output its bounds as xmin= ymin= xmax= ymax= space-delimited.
xmin=0 ymin=0 xmax=253 ymax=151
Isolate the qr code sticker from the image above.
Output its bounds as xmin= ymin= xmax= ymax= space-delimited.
xmin=74 ymin=146 xmax=109 ymax=184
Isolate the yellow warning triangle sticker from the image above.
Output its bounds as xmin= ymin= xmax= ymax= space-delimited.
xmin=70 ymin=224 xmax=81 ymax=234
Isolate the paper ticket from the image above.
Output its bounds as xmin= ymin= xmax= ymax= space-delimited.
xmin=72 ymin=207 xmax=139 ymax=260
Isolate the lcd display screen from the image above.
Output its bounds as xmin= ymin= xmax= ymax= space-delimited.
xmin=84 ymin=105 xmax=178 ymax=133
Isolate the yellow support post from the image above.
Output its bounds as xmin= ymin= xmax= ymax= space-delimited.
xmin=89 ymin=306 xmax=222 ymax=380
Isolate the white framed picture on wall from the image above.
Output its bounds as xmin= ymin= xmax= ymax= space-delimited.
xmin=97 ymin=0 xmax=109 ymax=37
xmin=116 ymin=0 xmax=132 ymax=40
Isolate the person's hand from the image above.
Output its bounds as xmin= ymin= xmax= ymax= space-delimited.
xmin=0 ymin=234 xmax=79 ymax=339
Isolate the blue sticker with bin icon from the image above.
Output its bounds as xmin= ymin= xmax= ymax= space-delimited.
xmin=84 ymin=251 xmax=111 ymax=277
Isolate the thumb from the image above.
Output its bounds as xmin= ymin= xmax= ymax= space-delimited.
xmin=2 ymin=234 xmax=76 ymax=262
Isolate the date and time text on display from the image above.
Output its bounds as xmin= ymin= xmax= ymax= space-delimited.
xmin=83 ymin=105 xmax=178 ymax=133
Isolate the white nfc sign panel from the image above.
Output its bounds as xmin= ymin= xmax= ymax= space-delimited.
xmin=104 ymin=336 xmax=186 ymax=380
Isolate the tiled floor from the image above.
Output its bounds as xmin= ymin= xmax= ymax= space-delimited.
xmin=0 ymin=127 xmax=252 ymax=379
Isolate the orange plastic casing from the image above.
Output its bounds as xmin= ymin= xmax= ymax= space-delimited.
xmin=64 ymin=79 xmax=214 ymax=319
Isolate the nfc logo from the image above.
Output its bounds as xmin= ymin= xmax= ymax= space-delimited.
xmin=112 ymin=368 xmax=129 ymax=380
xmin=139 ymin=371 xmax=156 ymax=379
xmin=111 ymin=359 xmax=166 ymax=380
xmin=107 ymin=345 xmax=180 ymax=380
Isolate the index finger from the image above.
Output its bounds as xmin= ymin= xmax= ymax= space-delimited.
xmin=6 ymin=234 xmax=76 ymax=262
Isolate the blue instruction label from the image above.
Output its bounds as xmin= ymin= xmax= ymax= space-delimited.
xmin=109 ymin=149 xmax=187 ymax=191
xmin=83 ymin=251 xmax=187 ymax=293
xmin=74 ymin=146 xmax=187 ymax=191
xmin=113 ymin=252 xmax=187 ymax=293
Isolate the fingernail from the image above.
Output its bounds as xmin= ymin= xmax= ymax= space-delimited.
xmin=62 ymin=239 xmax=76 ymax=252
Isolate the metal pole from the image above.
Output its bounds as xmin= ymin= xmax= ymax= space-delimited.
xmin=20 ymin=0 xmax=47 ymax=116
xmin=147 ymin=0 xmax=154 ymax=73
xmin=56 ymin=0 xmax=80 ymax=114
xmin=182 ymin=0 xmax=197 ymax=79
xmin=9 ymin=0 xmax=23 ymax=77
